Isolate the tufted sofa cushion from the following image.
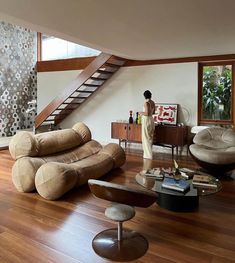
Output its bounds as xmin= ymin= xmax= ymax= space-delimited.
xmin=35 ymin=143 xmax=126 ymax=200
xmin=9 ymin=123 xmax=91 ymax=160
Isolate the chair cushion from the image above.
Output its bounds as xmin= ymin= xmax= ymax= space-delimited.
xmin=193 ymin=127 xmax=235 ymax=149
xmin=190 ymin=144 xmax=235 ymax=165
xmin=105 ymin=203 xmax=135 ymax=222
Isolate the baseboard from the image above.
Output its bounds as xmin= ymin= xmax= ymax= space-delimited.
xmin=101 ymin=140 xmax=188 ymax=156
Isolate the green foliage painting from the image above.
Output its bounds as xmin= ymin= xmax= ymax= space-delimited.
xmin=202 ymin=65 xmax=232 ymax=120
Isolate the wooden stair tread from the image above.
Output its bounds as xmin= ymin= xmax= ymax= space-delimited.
xmin=97 ymin=69 xmax=114 ymax=74
xmin=62 ymin=102 xmax=82 ymax=105
xmin=69 ymin=95 xmax=89 ymax=99
xmin=83 ymin=83 xmax=101 ymax=87
xmin=58 ymin=104 xmax=79 ymax=109
xmin=106 ymin=57 xmax=126 ymax=66
xmin=51 ymin=112 xmax=72 ymax=116
xmin=53 ymin=109 xmax=73 ymax=113
xmin=103 ymin=62 xmax=120 ymax=68
xmin=90 ymin=76 xmax=107 ymax=81
xmin=73 ymin=96 xmax=89 ymax=99
xmin=73 ymin=90 xmax=93 ymax=93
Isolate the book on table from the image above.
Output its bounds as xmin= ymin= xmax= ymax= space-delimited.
xmin=141 ymin=168 xmax=164 ymax=180
xmin=162 ymin=178 xmax=190 ymax=192
xmin=192 ymin=174 xmax=218 ymax=188
xmin=179 ymin=168 xmax=194 ymax=179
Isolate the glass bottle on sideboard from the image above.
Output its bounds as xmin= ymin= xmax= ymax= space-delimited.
xmin=129 ymin=110 xmax=133 ymax=124
xmin=135 ymin=112 xmax=139 ymax=124
xmin=137 ymin=113 xmax=141 ymax=124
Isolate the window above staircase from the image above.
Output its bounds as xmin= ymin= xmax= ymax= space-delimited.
xmin=39 ymin=33 xmax=101 ymax=61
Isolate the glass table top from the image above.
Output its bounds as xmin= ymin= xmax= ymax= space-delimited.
xmin=135 ymin=168 xmax=222 ymax=197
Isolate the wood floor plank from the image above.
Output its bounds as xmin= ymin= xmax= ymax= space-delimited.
xmin=0 ymin=149 xmax=234 ymax=263
xmin=0 ymin=230 xmax=82 ymax=263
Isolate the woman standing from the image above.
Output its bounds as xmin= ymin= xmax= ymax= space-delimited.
xmin=140 ymin=90 xmax=155 ymax=159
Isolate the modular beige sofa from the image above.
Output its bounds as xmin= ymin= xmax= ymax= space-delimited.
xmin=9 ymin=123 xmax=126 ymax=200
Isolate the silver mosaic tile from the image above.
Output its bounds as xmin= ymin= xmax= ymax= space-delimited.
xmin=0 ymin=21 xmax=37 ymax=137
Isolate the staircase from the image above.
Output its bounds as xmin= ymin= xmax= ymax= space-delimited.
xmin=35 ymin=53 xmax=126 ymax=129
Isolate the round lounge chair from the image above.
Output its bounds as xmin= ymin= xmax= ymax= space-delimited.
xmin=189 ymin=127 xmax=235 ymax=175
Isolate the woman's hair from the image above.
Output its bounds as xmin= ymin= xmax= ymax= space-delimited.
xmin=143 ymin=90 xmax=152 ymax=99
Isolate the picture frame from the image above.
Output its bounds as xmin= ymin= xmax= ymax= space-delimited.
xmin=153 ymin=103 xmax=178 ymax=125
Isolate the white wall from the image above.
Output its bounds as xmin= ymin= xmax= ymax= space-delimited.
xmin=37 ymin=63 xmax=198 ymax=144
xmin=37 ymin=70 xmax=82 ymax=112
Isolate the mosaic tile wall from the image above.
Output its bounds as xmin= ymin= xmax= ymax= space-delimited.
xmin=0 ymin=21 xmax=37 ymax=137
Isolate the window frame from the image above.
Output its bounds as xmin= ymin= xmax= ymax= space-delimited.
xmin=198 ymin=61 xmax=235 ymax=127
xmin=37 ymin=32 xmax=42 ymax=62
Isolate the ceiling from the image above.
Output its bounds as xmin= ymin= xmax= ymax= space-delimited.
xmin=0 ymin=0 xmax=235 ymax=60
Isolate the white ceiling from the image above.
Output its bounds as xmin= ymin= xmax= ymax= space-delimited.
xmin=0 ymin=0 xmax=235 ymax=60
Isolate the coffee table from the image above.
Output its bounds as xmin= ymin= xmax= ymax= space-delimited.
xmin=135 ymin=171 xmax=222 ymax=212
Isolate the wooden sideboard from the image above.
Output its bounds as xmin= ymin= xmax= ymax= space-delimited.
xmin=111 ymin=122 xmax=188 ymax=157
xmin=111 ymin=122 xmax=141 ymax=144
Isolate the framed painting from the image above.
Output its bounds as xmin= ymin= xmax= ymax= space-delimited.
xmin=153 ymin=103 xmax=178 ymax=125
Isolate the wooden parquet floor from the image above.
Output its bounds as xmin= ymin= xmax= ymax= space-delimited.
xmin=0 ymin=149 xmax=234 ymax=263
